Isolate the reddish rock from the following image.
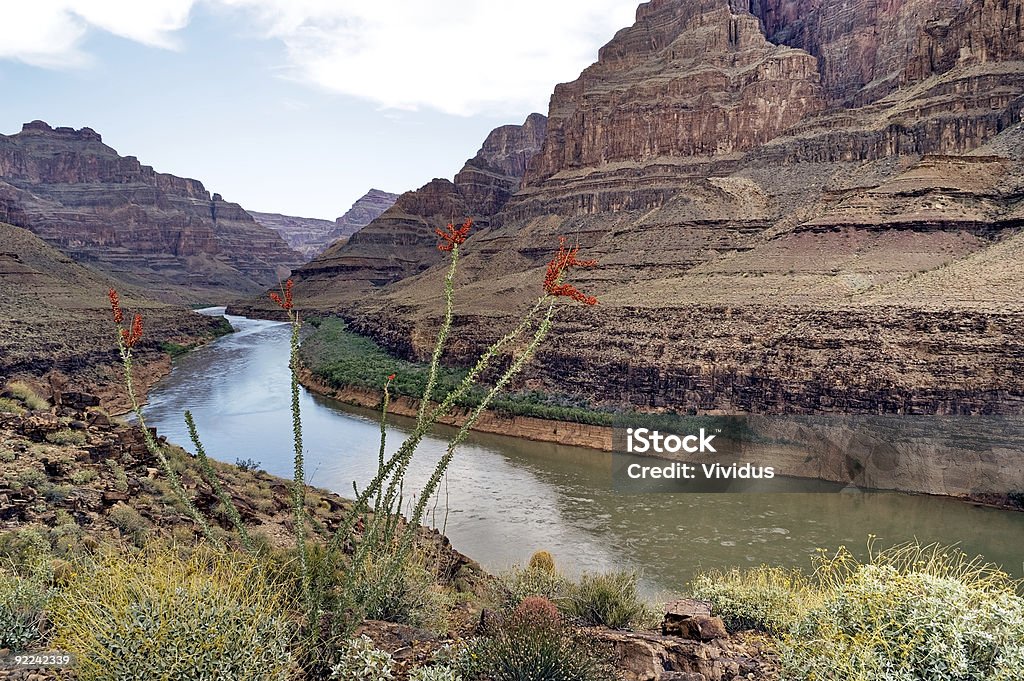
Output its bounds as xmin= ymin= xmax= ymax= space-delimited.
xmin=286 ymin=113 xmax=547 ymax=303
xmin=0 ymin=121 xmax=302 ymax=303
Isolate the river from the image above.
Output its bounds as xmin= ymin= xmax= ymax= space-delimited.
xmin=142 ymin=311 xmax=1024 ymax=593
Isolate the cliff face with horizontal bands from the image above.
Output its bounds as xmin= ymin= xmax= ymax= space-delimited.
xmin=298 ymin=0 xmax=1024 ymax=420
xmin=0 ymin=121 xmax=302 ymax=303
xmin=285 ymin=113 xmax=547 ymax=309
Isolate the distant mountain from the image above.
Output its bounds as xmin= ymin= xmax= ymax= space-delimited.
xmin=249 ymin=212 xmax=339 ymax=260
xmin=332 ymin=189 xmax=400 ymax=240
xmin=250 ymin=189 xmax=398 ymax=261
xmin=288 ymin=113 xmax=547 ymax=305
xmin=0 ymin=121 xmax=302 ymax=304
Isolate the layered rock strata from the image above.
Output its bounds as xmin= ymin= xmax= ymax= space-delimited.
xmin=0 ymin=121 xmax=302 ymax=303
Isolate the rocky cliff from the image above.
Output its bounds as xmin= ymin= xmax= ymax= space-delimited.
xmin=332 ymin=188 xmax=400 ymax=240
xmin=278 ymin=113 xmax=547 ymax=310
xmin=0 ymin=221 xmax=230 ymax=407
xmin=0 ymin=121 xmax=303 ymax=303
xmin=252 ymin=190 xmax=398 ymax=261
xmin=249 ymin=211 xmax=339 ymax=260
xmin=296 ymin=0 xmax=1024 ymax=418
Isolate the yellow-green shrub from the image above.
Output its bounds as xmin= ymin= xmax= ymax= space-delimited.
xmin=495 ymin=564 xmax=571 ymax=610
xmin=348 ymin=550 xmax=453 ymax=631
xmin=0 ymin=568 xmax=50 ymax=651
xmin=563 ymin=570 xmax=652 ymax=629
xmin=689 ymin=565 xmax=823 ymax=634
xmin=781 ymin=544 xmax=1024 ymax=681
xmin=529 ymin=550 xmax=556 ymax=574
xmin=51 ymin=546 xmax=294 ymax=681
xmin=5 ymin=381 xmax=49 ymax=411
xmin=0 ymin=397 xmax=26 ymax=415
xmin=45 ymin=429 xmax=86 ymax=446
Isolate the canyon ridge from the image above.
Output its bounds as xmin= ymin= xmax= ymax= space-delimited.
xmin=276 ymin=0 xmax=1024 ymax=417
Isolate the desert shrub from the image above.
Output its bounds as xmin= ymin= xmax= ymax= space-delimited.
xmin=467 ymin=596 xmax=612 ymax=681
xmin=106 ymin=504 xmax=150 ymax=544
xmin=564 ymin=570 xmax=651 ymax=629
xmin=236 ymin=457 xmax=263 ymax=472
xmin=0 ymin=529 xmax=51 ymax=575
xmin=409 ymin=665 xmax=463 ymax=681
xmin=0 ymin=568 xmax=51 ymax=651
xmin=690 ymin=565 xmax=822 ymax=634
xmin=50 ymin=546 xmax=293 ymax=681
xmin=0 ymin=397 xmax=26 ymax=415
xmin=780 ymin=543 xmax=1024 ymax=681
xmin=329 ymin=635 xmax=394 ymax=681
xmin=496 ymin=565 xmax=571 ymax=610
xmin=14 ymin=467 xmax=46 ymax=489
xmin=529 ymin=550 xmax=556 ymax=573
xmin=45 ymin=428 xmax=86 ymax=446
xmin=43 ymin=484 xmax=73 ymax=503
xmin=70 ymin=469 xmax=97 ymax=485
xmin=5 ymin=381 xmax=49 ymax=411
xmin=105 ymin=459 xmax=130 ymax=493
xmin=349 ymin=551 xmax=453 ymax=631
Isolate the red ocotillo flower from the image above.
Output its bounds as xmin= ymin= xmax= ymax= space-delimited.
xmin=108 ymin=288 xmax=124 ymax=324
xmin=435 ymin=218 xmax=473 ymax=252
xmin=543 ymin=237 xmax=598 ymax=305
xmin=269 ymin=279 xmax=294 ymax=310
xmin=120 ymin=314 xmax=143 ymax=349
xmin=387 ymin=373 xmax=396 ymax=381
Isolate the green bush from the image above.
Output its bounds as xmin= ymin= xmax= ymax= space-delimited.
xmin=467 ymin=596 xmax=611 ymax=681
xmin=782 ymin=562 xmax=1024 ymax=681
xmin=329 ymin=635 xmax=394 ymax=681
xmin=14 ymin=467 xmax=46 ymax=490
xmin=5 ymin=381 xmax=49 ymax=411
xmin=0 ymin=569 xmax=51 ymax=651
xmin=106 ymin=504 xmax=150 ymax=545
xmin=0 ymin=528 xmax=52 ymax=575
xmin=564 ymin=570 xmax=651 ymax=629
xmin=496 ymin=565 xmax=571 ymax=610
xmin=689 ymin=565 xmax=822 ymax=634
xmin=105 ymin=459 xmax=130 ymax=493
xmin=349 ymin=552 xmax=453 ymax=631
xmin=0 ymin=397 xmax=26 ymax=415
xmin=45 ymin=428 xmax=87 ymax=446
xmin=51 ymin=546 xmax=294 ymax=681
xmin=70 ymin=469 xmax=98 ymax=485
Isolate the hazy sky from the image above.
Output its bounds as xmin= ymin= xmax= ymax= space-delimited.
xmin=0 ymin=1 xmax=639 ymax=219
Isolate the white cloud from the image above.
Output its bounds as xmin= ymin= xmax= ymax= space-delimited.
xmin=0 ymin=0 xmax=641 ymax=115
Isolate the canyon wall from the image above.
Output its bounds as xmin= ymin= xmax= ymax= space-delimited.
xmin=296 ymin=0 xmax=1024 ymax=420
xmin=286 ymin=113 xmax=547 ymax=310
xmin=0 ymin=121 xmax=302 ymax=303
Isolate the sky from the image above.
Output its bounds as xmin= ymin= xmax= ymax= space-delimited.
xmin=0 ymin=1 xmax=640 ymax=219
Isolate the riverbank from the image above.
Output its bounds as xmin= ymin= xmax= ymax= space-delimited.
xmin=298 ymin=367 xmax=614 ymax=450
xmin=0 ymin=382 xmax=782 ymax=681
xmin=297 ymin=367 xmax=1024 ymax=510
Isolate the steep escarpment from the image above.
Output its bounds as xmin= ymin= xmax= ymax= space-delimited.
xmin=285 ymin=113 xmax=547 ymax=309
xmin=250 ymin=212 xmax=339 ymax=260
xmin=332 ymin=189 xmax=400 ymax=240
xmin=0 ymin=121 xmax=302 ymax=303
xmin=299 ymin=0 xmax=1024 ymax=419
xmin=0 ymin=221 xmax=230 ymax=409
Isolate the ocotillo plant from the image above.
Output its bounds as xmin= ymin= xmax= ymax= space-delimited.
xmin=108 ymin=221 xmax=599 ymax=666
